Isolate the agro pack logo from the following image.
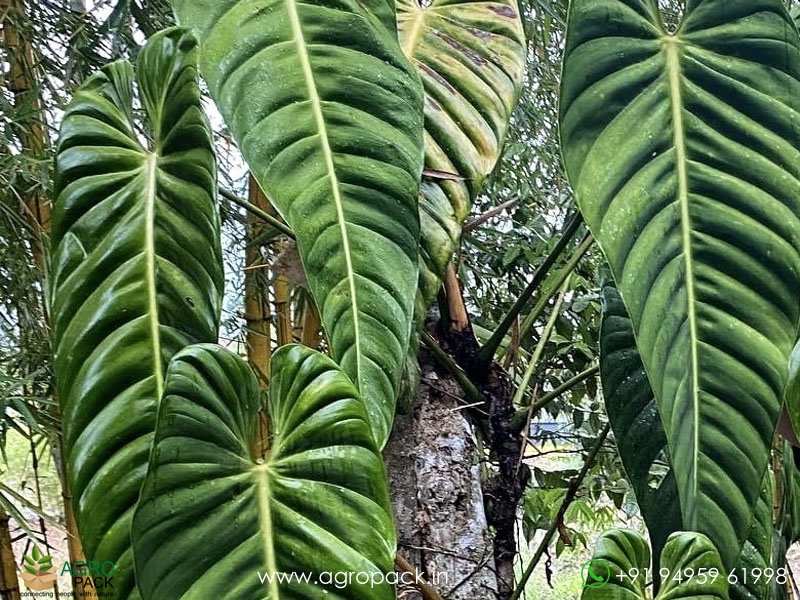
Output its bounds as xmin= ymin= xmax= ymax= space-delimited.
xmin=61 ymin=559 xmax=115 ymax=595
xmin=19 ymin=545 xmax=56 ymax=592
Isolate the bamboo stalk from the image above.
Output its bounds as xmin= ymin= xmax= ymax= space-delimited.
xmin=1 ymin=0 xmax=51 ymax=251
xmin=0 ymin=507 xmax=21 ymax=600
xmin=1 ymin=3 xmax=84 ymax=596
xmin=275 ymin=275 xmax=293 ymax=347
xmin=245 ymin=177 xmax=272 ymax=459
xmin=300 ymin=296 xmax=321 ymax=348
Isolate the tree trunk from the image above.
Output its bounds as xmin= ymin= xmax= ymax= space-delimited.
xmin=385 ymin=347 xmax=499 ymax=600
xmin=0 ymin=507 xmax=20 ymax=600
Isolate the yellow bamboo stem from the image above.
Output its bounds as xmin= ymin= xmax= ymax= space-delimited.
xmin=245 ymin=177 xmax=272 ymax=459
xmin=300 ymin=296 xmax=321 ymax=348
xmin=275 ymin=275 xmax=293 ymax=347
xmin=1 ymin=0 xmax=50 ymax=247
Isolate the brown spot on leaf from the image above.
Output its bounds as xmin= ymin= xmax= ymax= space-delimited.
xmin=489 ymin=4 xmax=516 ymax=18
xmin=418 ymin=63 xmax=456 ymax=94
xmin=440 ymin=33 xmax=487 ymax=66
xmin=426 ymin=96 xmax=443 ymax=111
xmin=467 ymin=27 xmax=492 ymax=41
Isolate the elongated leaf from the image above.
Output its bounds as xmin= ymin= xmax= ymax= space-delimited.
xmin=397 ymin=0 xmax=526 ymax=309
xmin=172 ymin=0 xmax=424 ymax=448
xmin=581 ymin=529 xmax=728 ymax=600
xmin=602 ymin=276 xmax=772 ymax=597
xmin=560 ymin=0 xmax=800 ymax=568
xmin=132 ymin=344 xmax=395 ymax=599
xmin=600 ymin=276 xmax=679 ymax=567
xmin=50 ymin=27 xmax=222 ymax=597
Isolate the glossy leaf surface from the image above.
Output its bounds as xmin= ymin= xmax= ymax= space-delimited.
xmin=561 ymin=0 xmax=800 ymax=567
xmin=581 ymin=529 xmax=728 ymax=599
xmin=602 ymin=277 xmax=773 ymax=596
xmin=172 ymin=0 xmax=425 ymax=447
xmin=397 ymin=0 xmax=526 ymax=308
xmin=132 ymin=344 xmax=395 ymax=599
xmin=50 ymin=27 xmax=222 ymax=598
xmin=600 ymin=276 xmax=679 ymax=567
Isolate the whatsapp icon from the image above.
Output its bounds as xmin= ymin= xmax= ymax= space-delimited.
xmin=582 ymin=559 xmax=611 ymax=589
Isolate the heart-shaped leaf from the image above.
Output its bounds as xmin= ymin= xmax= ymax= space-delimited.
xmin=560 ymin=0 xmax=800 ymax=568
xmin=581 ymin=529 xmax=728 ymax=599
xmin=172 ymin=0 xmax=425 ymax=447
xmin=50 ymin=27 xmax=222 ymax=597
xmin=132 ymin=344 xmax=395 ymax=599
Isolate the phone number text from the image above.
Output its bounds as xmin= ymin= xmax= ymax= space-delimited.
xmin=615 ymin=567 xmax=788 ymax=586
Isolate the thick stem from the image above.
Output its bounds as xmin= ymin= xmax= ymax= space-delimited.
xmin=385 ymin=347 xmax=499 ymax=600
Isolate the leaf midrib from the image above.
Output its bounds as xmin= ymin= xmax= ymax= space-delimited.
xmin=664 ymin=34 xmax=699 ymax=528
xmin=144 ymin=152 xmax=164 ymax=400
xmin=254 ymin=463 xmax=278 ymax=598
xmin=400 ymin=4 xmax=427 ymax=57
xmin=286 ymin=0 xmax=363 ymax=393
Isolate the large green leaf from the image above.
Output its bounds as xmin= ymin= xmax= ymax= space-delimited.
xmin=600 ymin=276 xmax=679 ymax=567
xmin=581 ymin=529 xmax=728 ymax=600
xmin=396 ymin=0 xmax=526 ymax=309
xmin=132 ymin=344 xmax=395 ymax=599
xmin=560 ymin=0 xmax=800 ymax=568
xmin=50 ymin=27 xmax=222 ymax=598
xmin=172 ymin=0 xmax=425 ymax=447
xmin=602 ymin=276 xmax=772 ymax=598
